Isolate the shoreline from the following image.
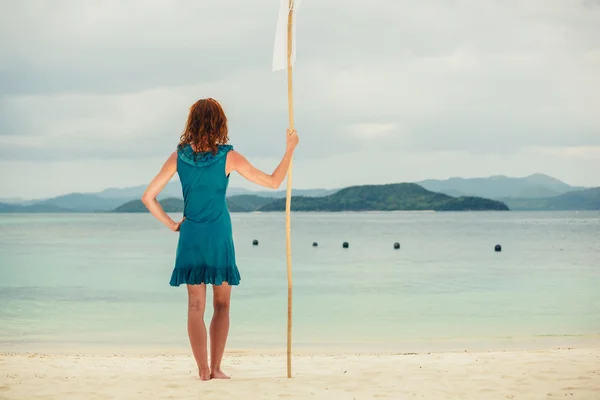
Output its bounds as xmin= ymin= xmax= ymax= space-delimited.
xmin=2 ymin=333 xmax=599 ymax=356
xmin=2 ymin=337 xmax=600 ymax=358
xmin=1 ymin=345 xmax=598 ymax=358
xmin=2 ymin=347 xmax=599 ymax=399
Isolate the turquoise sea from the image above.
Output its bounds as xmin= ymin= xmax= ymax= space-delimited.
xmin=1 ymin=212 xmax=599 ymax=353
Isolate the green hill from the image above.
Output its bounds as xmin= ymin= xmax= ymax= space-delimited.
xmin=503 ymin=187 xmax=600 ymax=211
xmin=258 ymin=183 xmax=509 ymax=212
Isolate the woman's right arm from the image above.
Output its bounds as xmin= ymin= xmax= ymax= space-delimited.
xmin=228 ymin=129 xmax=299 ymax=189
xmin=141 ymin=152 xmax=184 ymax=231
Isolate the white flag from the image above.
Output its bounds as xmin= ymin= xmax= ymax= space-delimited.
xmin=272 ymin=0 xmax=302 ymax=72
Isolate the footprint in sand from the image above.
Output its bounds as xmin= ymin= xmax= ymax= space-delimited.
xmin=165 ymin=383 xmax=181 ymax=389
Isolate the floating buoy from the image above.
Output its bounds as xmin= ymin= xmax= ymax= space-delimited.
xmin=253 ymin=239 xmax=259 ymax=246
xmin=312 ymin=242 xmax=318 ymax=247
xmin=495 ymin=244 xmax=501 ymax=252
xmin=342 ymin=242 xmax=349 ymax=249
xmin=394 ymin=242 xmax=400 ymax=250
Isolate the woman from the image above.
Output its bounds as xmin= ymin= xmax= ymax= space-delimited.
xmin=141 ymin=98 xmax=299 ymax=380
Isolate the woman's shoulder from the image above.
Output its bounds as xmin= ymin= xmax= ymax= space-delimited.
xmin=217 ymin=144 xmax=234 ymax=153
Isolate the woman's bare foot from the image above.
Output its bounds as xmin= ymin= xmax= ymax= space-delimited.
xmin=210 ymin=369 xmax=230 ymax=379
xmin=199 ymin=368 xmax=211 ymax=381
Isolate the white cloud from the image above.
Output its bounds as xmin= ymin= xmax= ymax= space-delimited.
xmin=1 ymin=0 xmax=599 ymax=197
xmin=347 ymin=123 xmax=398 ymax=138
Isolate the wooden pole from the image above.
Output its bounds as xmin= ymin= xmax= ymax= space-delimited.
xmin=285 ymin=0 xmax=295 ymax=379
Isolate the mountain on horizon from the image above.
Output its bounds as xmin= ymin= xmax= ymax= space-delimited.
xmin=33 ymin=193 xmax=129 ymax=212
xmin=0 ymin=202 xmax=70 ymax=213
xmin=97 ymin=182 xmax=183 ymax=199
xmin=416 ymin=173 xmax=585 ymax=199
xmin=503 ymin=187 xmax=600 ymax=211
xmin=96 ymin=182 xmax=336 ymax=201
xmin=0 ymin=197 xmax=28 ymax=204
xmin=4 ymin=182 xmax=336 ymax=213
xmin=2 ymin=173 xmax=593 ymax=213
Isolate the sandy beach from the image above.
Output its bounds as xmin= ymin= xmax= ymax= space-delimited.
xmin=1 ymin=347 xmax=599 ymax=399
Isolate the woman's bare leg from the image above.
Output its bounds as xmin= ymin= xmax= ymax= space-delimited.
xmin=187 ymin=284 xmax=210 ymax=380
xmin=210 ymin=282 xmax=232 ymax=379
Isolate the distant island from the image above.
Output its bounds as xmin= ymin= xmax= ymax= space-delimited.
xmin=112 ymin=183 xmax=509 ymax=213
xmin=257 ymin=183 xmax=508 ymax=212
xmin=1 ymin=173 xmax=598 ymax=213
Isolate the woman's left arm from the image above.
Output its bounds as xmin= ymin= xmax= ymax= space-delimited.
xmin=142 ymin=151 xmax=183 ymax=231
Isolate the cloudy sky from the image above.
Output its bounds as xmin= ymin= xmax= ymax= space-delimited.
xmin=1 ymin=0 xmax=599 ymax=199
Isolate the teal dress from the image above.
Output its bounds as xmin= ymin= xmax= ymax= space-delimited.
xmin=169 ymin=144 xmax=241 ymax=286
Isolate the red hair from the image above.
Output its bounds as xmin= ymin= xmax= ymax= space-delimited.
xmin=178 ymin=98 xmax=229 ymax=155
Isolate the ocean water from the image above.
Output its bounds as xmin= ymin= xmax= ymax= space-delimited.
xmin=0 ymin=212 xmax=599 ymax=353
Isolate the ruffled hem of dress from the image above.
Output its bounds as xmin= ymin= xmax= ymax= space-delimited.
xmin=177 ymin=144 xmax=233 ymax=167
xmin=169 ymin=266 xmax=241 ymax=286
